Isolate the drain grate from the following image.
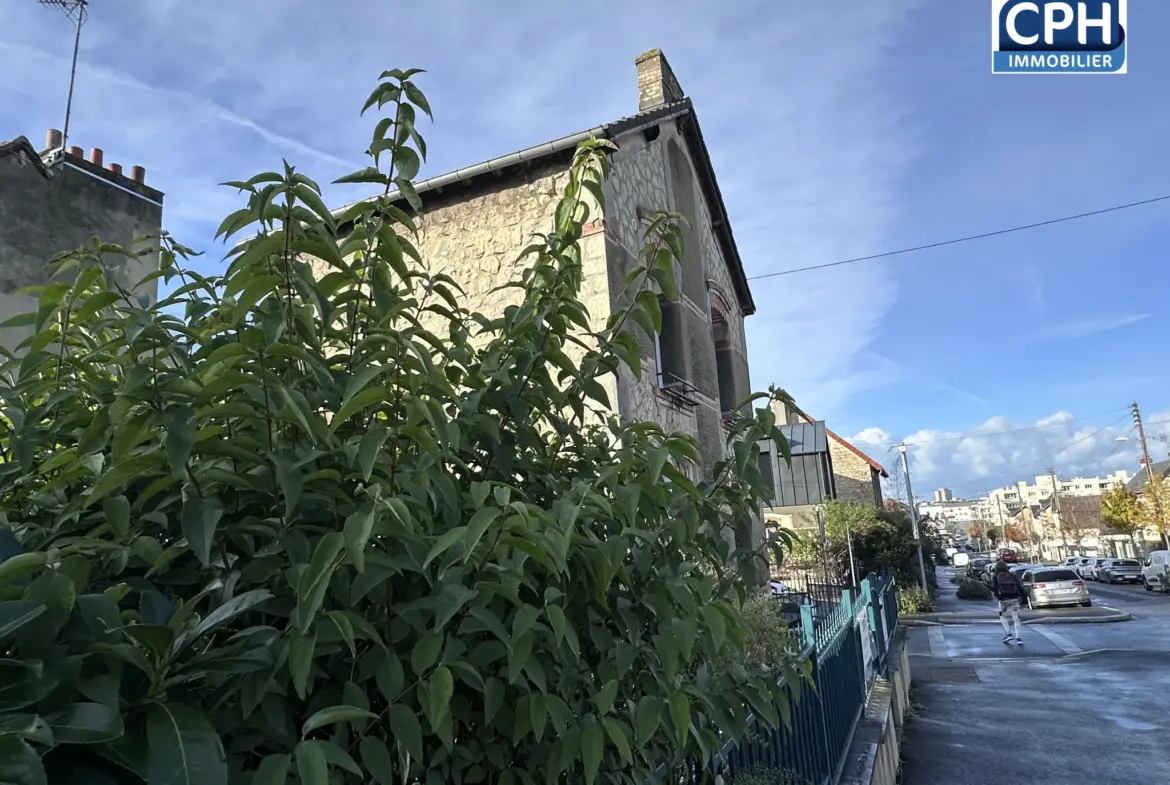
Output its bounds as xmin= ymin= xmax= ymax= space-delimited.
xmin=928 ymin=667 xmax=980 ymax=683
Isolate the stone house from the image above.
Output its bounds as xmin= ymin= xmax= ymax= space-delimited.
xmin=322 ymin=49 xmax=755 ymax=479
xmin=0 ymin=131 xmax=163 ymax=351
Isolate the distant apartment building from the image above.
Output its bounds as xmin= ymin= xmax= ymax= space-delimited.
xmin=985 ymin=470 xmax=1131 ymax=520
xmin=917 ymin=470 xmax=1132 ymax=535
xmin=0 ymin=129 xmax=163 ymax=350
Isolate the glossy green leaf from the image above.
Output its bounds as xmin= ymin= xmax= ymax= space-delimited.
xmin=146 ymin=703 xmax=227 ymax=785
xmin=357 ymin=427 xmax=390 ymax=482
xmin=301 ymin=705 xmax=378 ymax=737
xmin=181 ymin=496 xmax=224 ymax=567
xmin=410 ymin=630 xmax=443 ymax=676
xmin=0 ymin=736 xmax=46 ymax=785
xmin=635 ymin=697 xmax=661 ymax=745
xmin=358 ymin=737 xmax=395 ymax=785
xmin=422 ymin=526 xmax=466 ymax=569
xmin=388 ymin=703 xmax=424 ymax=761
xmin=581 ymin=723 xmax=604 ymax=785
xmin=289 ymin=629 xmax=317 ymax=700
xmin=250 ymin=754 xmax=290 ymax=785
xmin=43 ymin=702 xmax=124 ymax=744
xmin=424 ymin=666 xmax=453 ymax=732
xmin=342 ymin=498 xmax=376 ymax=573
xmin=668 ymin=692 xmax=691 ymax=748
xmin=102 ymin=495 xmax=131 ymax=537
xmin=293 ymin=532 xmax=344 ymax=633
xmin=294 ymin=741 xmax=328 ymax=785
xmin=0 ymin=601 xmax=45 ymax=644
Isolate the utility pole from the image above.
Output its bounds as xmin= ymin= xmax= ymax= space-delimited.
xmin=898 ymin=444 xmax=930 ymax=589
xmin=1049 ymin=467 xmax=1068 ymax=558
xmin=1133 ymin=402 xmax=1169 ymax=549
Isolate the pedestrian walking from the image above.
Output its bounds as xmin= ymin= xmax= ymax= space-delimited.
xmin=992 ymin=560 xmax=1024 ymax=645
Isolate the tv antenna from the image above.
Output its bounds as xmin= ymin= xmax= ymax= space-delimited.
xmin=37 ymin=0 xmax=89 ymax=154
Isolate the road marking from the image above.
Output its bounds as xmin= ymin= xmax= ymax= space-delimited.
xmin=1031 ymin=625 xmax=1084 ymax=655
xmin=928 ymin=626 xmax=947 ymax=657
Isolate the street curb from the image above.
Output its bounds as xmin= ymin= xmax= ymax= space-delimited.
xmin=899 ymin=607 xmax=1132 ymax=626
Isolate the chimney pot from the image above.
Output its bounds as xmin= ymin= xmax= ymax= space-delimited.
xmin=634 ymin=48 xmax=685 ymax=112
xmin=130 ymin=165 xmax=146 ymax=184
xmin=67 ymin=145 xmax=83 ymax=158
xmin=108 ymin=163 xmax=123 ymax=176
xmin=45 ymin=129 xmax=63 ymax=150
xmin=89 ymin=148 xmax=104 ymax=167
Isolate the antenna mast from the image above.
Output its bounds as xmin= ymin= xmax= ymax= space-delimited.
xmin=37 ymin=0 xmax=89 ymax=153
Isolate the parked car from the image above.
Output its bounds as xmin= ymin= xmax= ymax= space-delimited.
xmin=1085 ymin=558 xmax=1109 ymax=580
xmin=1097 ymin=558 xmax=1143 ymax=585
xmin=967 ymin=558 xmax=991 ymax=580
xmin=1019 ymin=568 xmax=1091 ymax=609
xmin=1142 ymin=550 xmax=1170 ymax=592
xmin=1073 ymin=557 xmax=1096 ymax=579
xmin=996 ymin=548 xmax=1018 ymax=564
xmin=981 ymin=562 xmax=999 ymax=587
xmin=1062 ymin=556 xmax=1081 ymax=568
xmin=952 ymin=551 xmax=971 ymax=568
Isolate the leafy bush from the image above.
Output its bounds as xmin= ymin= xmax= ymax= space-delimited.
xmin=0 ymin=71 xmax=795 ymax=785
xmin=897 ymin=586 xmax=935 ymax=615
xmin=955 ymin=578 xmax=993 ymax=600
xmin=727 ymin=763 xmax=812 ymax=785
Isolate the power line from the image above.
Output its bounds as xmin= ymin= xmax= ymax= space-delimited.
xmin=747 ymin=194 xmax=1170 ymax=281
xmin=871 ymin=406 xmax=1130 ymax=448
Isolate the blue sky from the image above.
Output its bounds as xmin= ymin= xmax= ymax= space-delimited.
xmin=2 ymin=0 xmax=1167 ymax=492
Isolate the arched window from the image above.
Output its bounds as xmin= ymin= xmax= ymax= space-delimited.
xmin=707 ymin=282 xmax=738 ymax=414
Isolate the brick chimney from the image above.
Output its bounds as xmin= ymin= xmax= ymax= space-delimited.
xmin=45 ymin=128 xmax=63 ymax=151
xmin=635 ymin=49 xmax=685 ymax=112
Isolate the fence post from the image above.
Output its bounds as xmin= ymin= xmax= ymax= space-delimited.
xmin=799 ymin=602 xmax=816 ymax=649
xmin=865 ymin=571 xmax=886 ymax=670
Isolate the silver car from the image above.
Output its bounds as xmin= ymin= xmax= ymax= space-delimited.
xmin=1097 ymin=558 xmax=1143 ymax=584
xmin=1020 ymin=568 xmax=1092 ymax=609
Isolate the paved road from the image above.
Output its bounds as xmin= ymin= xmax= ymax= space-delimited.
xmin=900 ymin=569 xmax=1170 ymax=784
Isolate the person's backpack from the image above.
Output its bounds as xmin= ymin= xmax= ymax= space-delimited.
xmin=994 ymin=570 xmax=1018 ymax=598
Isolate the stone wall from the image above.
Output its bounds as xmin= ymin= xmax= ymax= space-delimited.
xmin=830 ymin=439 xmax=883 ymax=507
xmin=0 ymin=147 xmax=162 ymax=351
xmin=604 ymin=119 xmax=752 ymax=476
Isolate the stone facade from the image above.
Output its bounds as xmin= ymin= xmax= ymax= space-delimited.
xmin=314 ymin=50 xmax=756 ymax=491
xmin=603 ymin=118 xmax=752 ymax=475
xmin=829 ymin=439 xmax=884 ymax=507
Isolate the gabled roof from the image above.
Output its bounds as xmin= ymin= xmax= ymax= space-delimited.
xmin=1126 ymin=460 xmax=1170 ymax=493
xmin=330 ymin=99 xmax=756 ymax=315
xmin=0 ymin=136 xmax=50 ymax=178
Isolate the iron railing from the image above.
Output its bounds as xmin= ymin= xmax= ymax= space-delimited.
xmin=668 ymin=571 xmax=899 ymax=785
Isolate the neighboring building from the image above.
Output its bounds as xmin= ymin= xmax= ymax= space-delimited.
xmin=319 ymin=49 xmax=754 ymax=481
xmin=985 ymin=470 xmax=1131 ymax=518
xmin=758 ymin=402 xmax=888 ymax=531
xmin=0 ymin=130 xmax=163 ymax=350
xmin=933 ymin=488 xmax=954 ymax=503
xmin=1124 ymin=459 xmax=1170 ymax=495
xmin=916 ymin=497 xmax=982 ymax=536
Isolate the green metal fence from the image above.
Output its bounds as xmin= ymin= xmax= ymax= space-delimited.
xmin=686 ymin=571 xmax=899 ymax=785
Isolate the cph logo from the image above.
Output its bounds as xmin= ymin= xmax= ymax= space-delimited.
xmin=992 ymin=0 xmax=1127 ymax=74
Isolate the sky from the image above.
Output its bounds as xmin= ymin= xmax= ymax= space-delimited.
xmin=2 ymin=0 xmax=1167 ymax=496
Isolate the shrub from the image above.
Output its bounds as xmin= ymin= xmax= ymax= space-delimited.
xmin=728 ymin=764 xmax=812 ymax=785
xmin=0 ymin=71 xmax=796 ymax=785
xmin=897 ymin=586 xmax=935 ymax=615
xmin=949 ymin=574 xmax=962 ymax=584
xmin=956 ymin=577 xmax=994 ymax=600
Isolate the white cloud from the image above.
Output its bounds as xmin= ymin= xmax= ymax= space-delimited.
xmin=1033 ymin=313 xmax=1152 ymax=342
xmin=857 ymin=409 xmax=1170 ymax=497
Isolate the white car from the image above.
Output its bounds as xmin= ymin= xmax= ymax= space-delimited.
xmin=1142 ymin=550 xmax=1170 ymax=592
xmin=1073 ymin=557 xmax=1096 ymax=579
